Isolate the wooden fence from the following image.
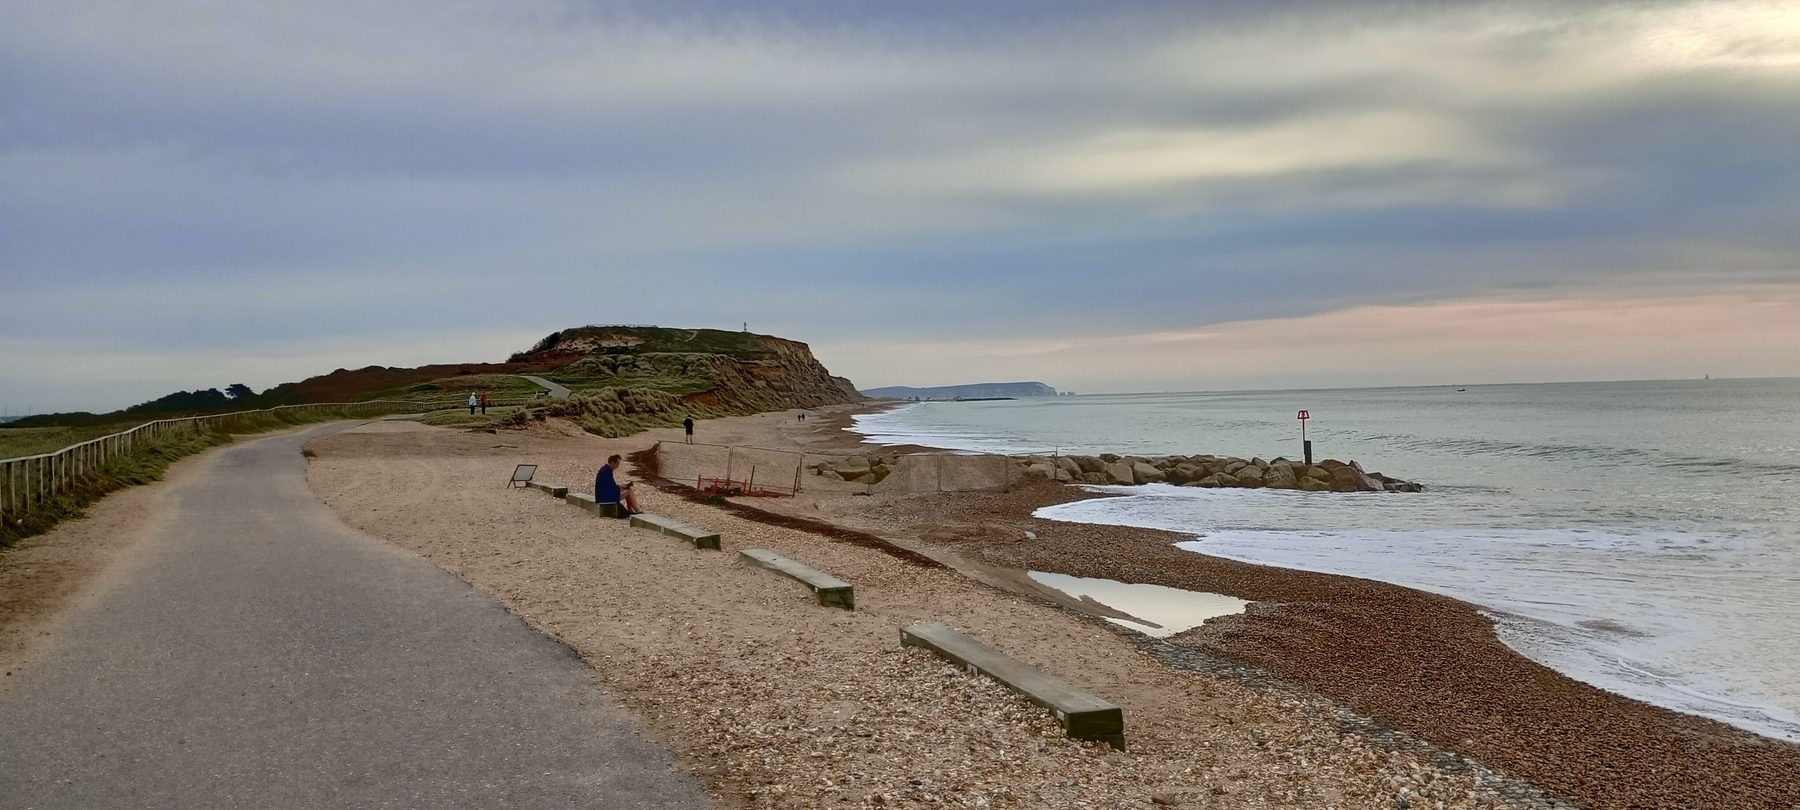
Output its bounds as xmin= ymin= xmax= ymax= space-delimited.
xmin=0 ymin=400 xmax=424 ymax=522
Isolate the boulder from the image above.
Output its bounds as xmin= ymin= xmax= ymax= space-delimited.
xmin=1098 ymin=453 xmax=1122 ymax=463
xmin=1055 ymin=456 xmax=1083 ymax=476
xmin=1020 ymin=462 xmax=1058 ymax=481
xmin=1072 ymin=456 xmax=1105 ymax=474
xmin=1081 ymin=472 xmax=1111 ymax=485
xmin=1194 ymin=473 xmax=1238 ymax=488
xmin=1163 ymin=467 xmax=1192 ymax=486
xmin=1235 ymin=473 xmax=1266 ymax=488
xmin=1327 ymin=465 xmax=1381 ymax=492
xmin=1131 ymin=462 xmax=1165 ymax=485
xmin=833 ymin=456 xmax=873 ymax=476
xmin=1251 ymin=457 xmax=1269 ymax=470
xmin=1302 ymin=466 xmax=1331 ymax=482
xmin=1297 ymin=476 xmax=1330 ymax=492
xmin=1263 ymin=467 xmax=1298 ymax=489
xmin=1223 ymin=460 xmax=1248 ymax=475
xmin=1236 ymin=465 xmax=1264 ymax=482
xmin=1102 ymin=461 xmax=1137 ymax=485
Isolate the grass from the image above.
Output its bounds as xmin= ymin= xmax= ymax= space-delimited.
xmin=1 ymin=404 xmax=415 ymax=550
xmin=354 ymin=374 xmax=546 ymax=412
xmin=419 ymin=404 xmax=534 ymax=428
xmin=539 ymin=326 xmax=773 ymax=359
xmin=548 ymin=353 xmax=721 ymax=397
xmin=0 ymin=423 xmax=142 ymax=459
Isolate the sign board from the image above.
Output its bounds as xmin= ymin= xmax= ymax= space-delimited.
xmin=1297 ymin=410 xmax=1309 ymax=420
xmin=508 ymin=464 xmax=537 ymax=487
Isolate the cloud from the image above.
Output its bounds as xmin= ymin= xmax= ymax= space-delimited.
xmin=2 ymin=0 xmax=1799 ymax=411
xmin=0 ymin=326 xmax=545 ymax=414
xmin=825 ymin=288 xmax=1800 ymax=392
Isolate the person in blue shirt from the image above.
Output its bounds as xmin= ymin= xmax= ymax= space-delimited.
xmin=594 ymin=454 xmax=639 ymax=517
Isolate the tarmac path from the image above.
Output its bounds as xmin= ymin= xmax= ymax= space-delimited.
xmin=0 ymin=423 xmax=710 ymax=809
xmin=517 ymin=376 xmax=571 ymax=400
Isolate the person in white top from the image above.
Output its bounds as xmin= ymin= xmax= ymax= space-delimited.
xmin=468 ymin=393 xmax=478 ymax=415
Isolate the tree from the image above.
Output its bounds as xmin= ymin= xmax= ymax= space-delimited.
xmin=225 ymin=383 xmax=255 ymax=400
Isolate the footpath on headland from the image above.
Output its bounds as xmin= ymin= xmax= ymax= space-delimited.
xmin=0 ymin=423 xmax=708 ymax=809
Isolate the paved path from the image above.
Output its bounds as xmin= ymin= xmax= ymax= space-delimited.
xmin=517 ymin=375 xmax=571 ymax=400
xmin=0 ymin=424 xmax=709 ymax=809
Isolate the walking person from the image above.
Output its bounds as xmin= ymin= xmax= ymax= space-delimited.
xmin=479 ymin=392 xmax=488 ymax=415
xmin=683 ymin=416 xmax=694 ymax=444
xmin=594 ymin=454 xmax=639 ymax=517
xmin=468 ymin=393 xmax=477 ymax=415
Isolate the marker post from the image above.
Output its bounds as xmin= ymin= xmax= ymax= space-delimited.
xmin=1298 ymin=410 xmax=1312 ymax=466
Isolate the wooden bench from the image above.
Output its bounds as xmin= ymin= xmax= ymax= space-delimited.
xmin=900 ymin=622 xmax=1125 ymax=750
xmin=629 ymin=513 xmax=721 ymax=550
xmin=738 ymin=549 xmax=854 ymax=610
xmin=526 ymin=481 xmax=569 ymax=498
xmin=565 ymin=492 xmax=622 ymax=518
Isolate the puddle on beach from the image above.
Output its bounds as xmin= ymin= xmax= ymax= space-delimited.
xmin=1027 ymin=572 xmax=1249 ymax=638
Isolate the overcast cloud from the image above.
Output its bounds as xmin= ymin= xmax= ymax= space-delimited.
xmin=3 ymin=0 xmax=1798 ymax=412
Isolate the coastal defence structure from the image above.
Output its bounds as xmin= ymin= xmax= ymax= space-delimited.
xmin=651 ymin=440 xmax=1422 ymax=497
xmin=651 ymin=441 xmax=1019 ymax=496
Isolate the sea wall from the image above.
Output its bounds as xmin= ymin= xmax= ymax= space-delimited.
xmin=1016 ymin=453 xmax=1423 ymax=492
xmin=807 ymin=451 xmax=1421 ymax=492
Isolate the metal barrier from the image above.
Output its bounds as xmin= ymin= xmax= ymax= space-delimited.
xmin=0 ymin=400 xmax=424 ymax=521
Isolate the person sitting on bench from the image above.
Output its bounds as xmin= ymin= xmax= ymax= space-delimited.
xmin=594 ymin=454 xmax=640 ymax=517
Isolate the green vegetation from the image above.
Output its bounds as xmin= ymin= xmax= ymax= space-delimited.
xmin=525 ymin=326 xmax=773 ymax=360
xmin=419 ymin=404 xmax=534 ymax=428
xmin=357 ymin=374 xmax=544 ymax=410
xmin=1 ymin=405 xmax=414 ymax=549
xmin=548 ymin=353 xmax=721 ymax=396
xmin=0 ymin=423 xmax=141 ymax=458
xmin=541 ymin=387 xmax=723 ymax=438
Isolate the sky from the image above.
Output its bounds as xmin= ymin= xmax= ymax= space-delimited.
xmin=3 ymin=0 xmax=1799 ymax=413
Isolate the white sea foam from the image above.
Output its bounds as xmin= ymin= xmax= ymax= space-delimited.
xmin=1037 ymin=488 xmax=1800 ymax=742
xmin=853 ymin=383 xmax=1800 ymax=743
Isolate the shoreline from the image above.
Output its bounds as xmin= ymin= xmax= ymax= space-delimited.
xmin=788 ymin=402 xmax=1800 ymax=809
xmin=306 ymin=412 xmax=1525 ymax=808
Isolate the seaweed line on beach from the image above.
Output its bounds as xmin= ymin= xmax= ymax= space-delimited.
xmin=627 ymin=447 xmax=948 ymax=569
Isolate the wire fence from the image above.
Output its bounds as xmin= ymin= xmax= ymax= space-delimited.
xmin=0 ymin=400 xmax=424 ymax=521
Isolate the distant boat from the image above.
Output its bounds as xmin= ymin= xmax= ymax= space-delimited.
xmin=1457 ymin=388 xmax=1467 ymax=392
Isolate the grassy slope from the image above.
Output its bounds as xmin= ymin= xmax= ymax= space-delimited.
xmin=0 ymin=424 xmax=141 ymax=458
xmin=1 ymin=406 xmax=412 ymax=549
xmin=540 ymin=326 xmax=772 ymax=359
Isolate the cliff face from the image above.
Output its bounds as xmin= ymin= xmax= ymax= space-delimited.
xmin=520 ymin=326 xmax=863 ymax=436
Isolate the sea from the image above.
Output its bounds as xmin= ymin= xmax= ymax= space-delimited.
xmin=850 ymin=378 xmax=1800 ymax=743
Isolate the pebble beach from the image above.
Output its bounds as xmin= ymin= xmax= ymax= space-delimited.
xmin=302 ymin=406 xmax=1800 ymax=808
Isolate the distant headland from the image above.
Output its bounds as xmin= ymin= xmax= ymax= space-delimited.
xmin=862 ymin=381 xmax=1058 ymax=400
